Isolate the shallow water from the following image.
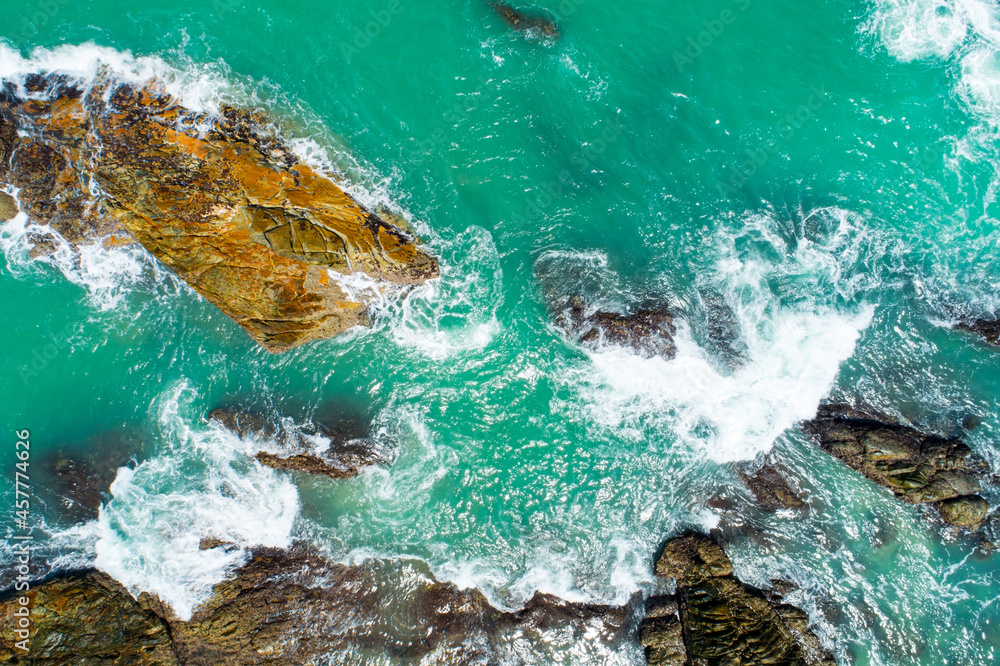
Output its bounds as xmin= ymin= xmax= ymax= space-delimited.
xmin=1 ymin=0 xmax=999 ymax=663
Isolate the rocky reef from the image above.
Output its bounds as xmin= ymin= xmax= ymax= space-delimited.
xmin=640 ymin=533 xmax=834 ymax=666
xmin=0 ymin=548 xmax=637 ymax=664
xmin=208 ymin=407 xmax=387 ymax=479
xmin=957 ymin=317 xmax=1000 ymax=348
xmin=553 ymin=295 xmax=678 ymax=359
xmin=0 ymin=73 xmax=438 ymax=350
xmin=803 ymin=405 xmax=990 ymax=528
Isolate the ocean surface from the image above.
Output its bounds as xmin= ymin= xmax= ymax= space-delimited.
xmin=2 ymin=0 xmax=1000 ymax=663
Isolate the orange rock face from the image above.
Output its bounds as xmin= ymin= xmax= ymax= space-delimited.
xmin=0 ymin=74 xmax=438 ymax=350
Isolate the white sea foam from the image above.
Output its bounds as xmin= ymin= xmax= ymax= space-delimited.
xmin=93 ymin=382 xmax=300 ymax=621
xmin=867 ymin=0 xmax=1000 ymax=124
xmin=0 ymin=206 xmax=155 ymax=311
xmin=554 ymin=207 xmax=877 ymax=463
xmin=867 ymin=0 xmax=969 ymax=61
xmin=388 ymin=225 xmax=502 ymax=360
xmin=577 ymin=309 xmax=870 ymax=463
xmin=0 ymin=41 xmax=232 ymax=114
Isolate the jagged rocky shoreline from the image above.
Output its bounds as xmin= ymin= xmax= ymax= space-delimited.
xmin=0 ymin=546 xmax=639 ymax=665
xmin=0 ymin=536 xmax=838 ymax=666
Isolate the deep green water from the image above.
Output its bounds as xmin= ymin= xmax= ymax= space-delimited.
xmin=2 ymin=0 xmax=1000 ymax=663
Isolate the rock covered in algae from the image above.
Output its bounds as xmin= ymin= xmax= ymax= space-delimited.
xmin=641 ymin=533 xmax=835 ymax=666
xmin=0 ymin=192 xmax=16 ymax=221
xmin=0 ymin=548 xmax=636 ymax=665
xmin=803 ymin=404 xmax=991 ymax=529
xmin=0 ymin=73 xmax=438 ymax=351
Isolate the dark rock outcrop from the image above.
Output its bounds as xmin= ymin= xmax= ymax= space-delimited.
xmin=1 ymin=72 xmax=438 ymax=351
xmin=554 ymin=295 xmax=678 ymax=359
xmin=803 ymin=405 xmax=991 ymax=529
xmin=737 ymin=461 xmax=807 ymax=512
xmin=957 ymin=317 xmax=1000 ymax=347
xmin=208 ymin=407 xmax=386 ymax=480
xmin=640 ymin=533 xmax=834 ymax=666
xmin=490 ymin=2 xmax=561 ymax=39
xmin=0 ymin=548 xmax=636 ymax=664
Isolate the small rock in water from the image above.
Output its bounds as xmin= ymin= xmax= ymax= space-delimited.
xmin=803 ymin=404 xmax=991 ymax=530
xmin=553 ymin=295 xmax=678 ymax=359
xmin=490 ymin=1 xmax=561 ymax=40
xmin=737 ymin=461 xmax=807 ymax=512
xmin=936 ymin=495 xmax=990 ymax=528
xmin=769 ymin=578 xmax=800 ymax=599
xmin=41 ymin=432 xmax=140 ymax=524
xmin=699 ymin=290 xmax=748 ymax=370
xmin=198 ymin=537 xmax=233 ymax=551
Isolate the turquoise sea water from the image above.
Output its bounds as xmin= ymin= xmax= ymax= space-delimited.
xmin=2 ymin=0 xmax=1000 ymax=663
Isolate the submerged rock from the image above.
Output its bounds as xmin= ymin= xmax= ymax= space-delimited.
xmin=641 ymin=533 xmax=835 ymax=666
xmin=0 ymin=73 xmax=438 ymax=351
xmin=490 ymin=1 xmax=561 ymax=40
xmin=803 ymin=404 xmax=991 ymax=529
xmin=698 ymin=290 xmax=747 ymax=370
xmin=208 ymin=406 xmax=387 ymax=479
xmin=957 ymin=317 xmax=1000 ymax=347
xmin=553 ymin=295 xmax=678 ymax=359
xmin=39 ymin=431 xmax=141 ymax=524
xmin=0 ymin=548 xmax=636 ymax=664
xmin=737 ymin=461 xmax=807 ymax=512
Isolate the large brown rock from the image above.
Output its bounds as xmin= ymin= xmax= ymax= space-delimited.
xmin=643 ymin=533 xmax=835 ymax=666
xmin=0 ymin=549 xmax=634 ymax=665
xmin=0 ymin=74 xmax=438 ymax=351
xmin=803 ymin=405 xmax=991 ymax=529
